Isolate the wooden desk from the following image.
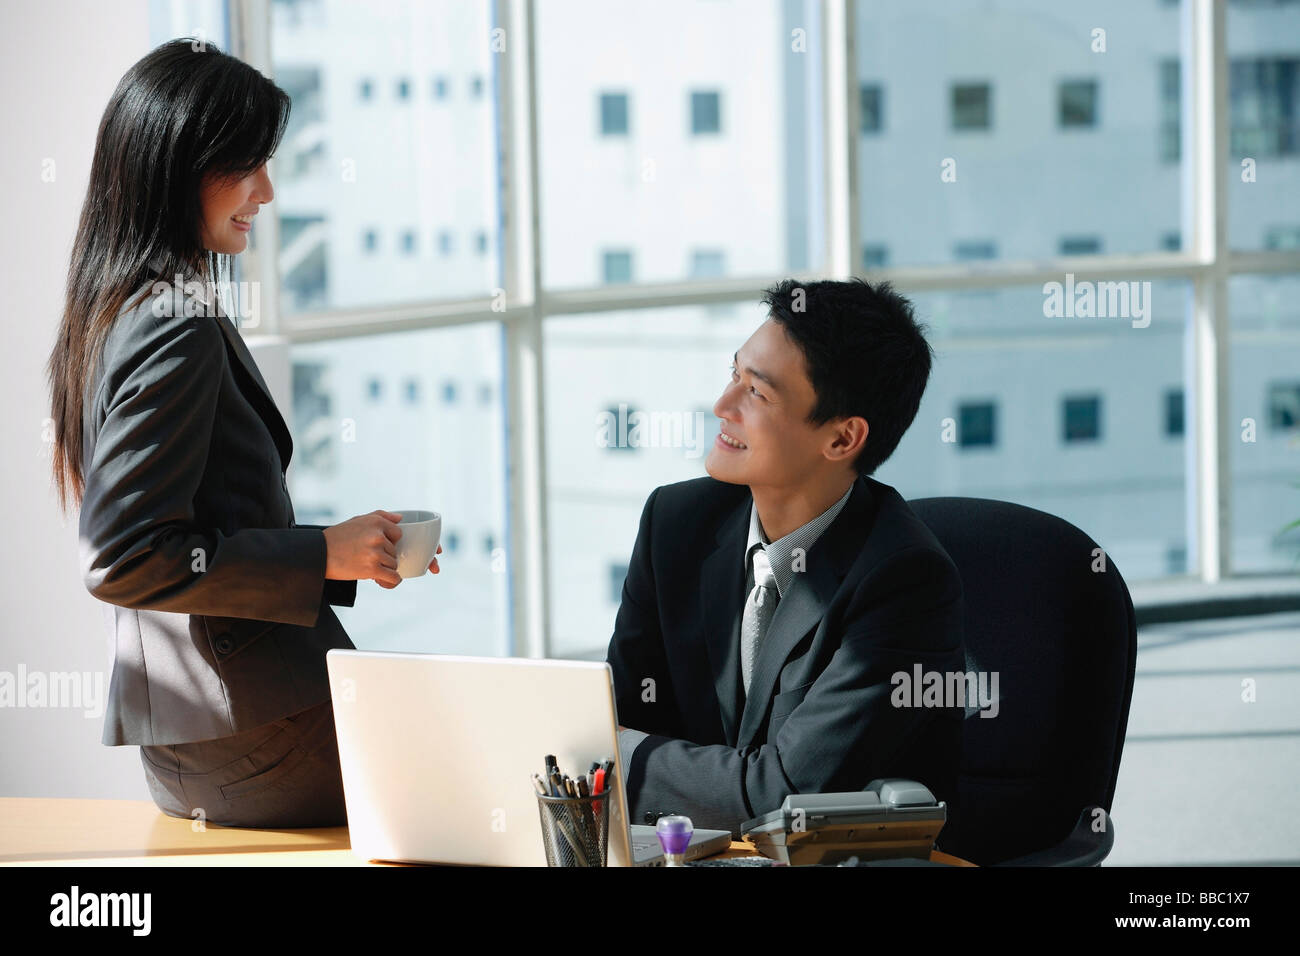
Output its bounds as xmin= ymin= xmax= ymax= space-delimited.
xmin=0 ymin=798 xmax=973 ymax=866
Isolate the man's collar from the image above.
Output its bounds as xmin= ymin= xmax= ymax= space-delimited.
xmin=745 ymin=479 xmax=856 ymax=599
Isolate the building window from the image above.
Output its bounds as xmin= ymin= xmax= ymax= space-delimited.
xmin=1269 ymin=382 xmax=1300 ymax=431
xmin=484 ymin=533 xmax=496 ymax=557
xmin=367 ymin=377 xmax=383 ymax=401
xmin=860 ymin=84 xmax=883 ymax=133
xmin=1230 ymin=58 xmax=1300 ymax=157
xmin=401 ymin=230 xmax=417 ymax=254
xmin=396 ymin=77 xmax=410 ymax=100
xmin=438 ymin=231 xmax=453 ymax=256
xmin=475 ymin=231 xmax=488 ymax=255
xmin=689 ymin=249 xmax=725 ymax=279
xmin=602 ymin=249 xmax=633 ymax=284
xmin=445 ymin=531 xmax=460 ymax=554
xmin=609 ymin=563 xmax=630 ymax=604
xmin=443 ymin=381 xmax=458 ymax=405
xmin=404 ymin=379 xmax=420 ymax=404
xmin=1165 ymin=543 xmax=1188 ymax=575
xmin=1159 ymin=59 xmax=1180 ymax=162
xmin=862 ymin=244 xmax=888 ymax=268
xmin=954 ymin=239 xmax=997 ymax=261
xmin=1059 ymin=236 xmax=1102 ymax=256
xmin=478 ymin=382 xmax=494 ymax=406
xmin=433 ymin=76 xmax=448 ymax=99
xmin=1059 ymin=79 xmax=1098 ymax=128
xmin=1164 ymin=388 xmax=1184 ymax=438
xmin=951 ymin=82 xmax=991 ymax=130
xmin=1063 ymin=395 xmax=1102 ymax=443
xmin=359 ymin=78 xmax=373 ymax=101
xmin=603 ymin=404 xmax=638 ymax=452
xmin=958 ymin=401 xmax=997 ymax=448
xmin=1264 ymin=226 xmax=1300 ymax=251
xmin=599 ymin=92 xmax=628 ymax=136
xmin=470 ymin=75 xmax=484 ymax=98
xmin=362 ymin=229 xmax=378 ymax=253
xmin=691 ymin=90 xmax=722 ymax=135
xmin=1162 ymin=231 xmax=1181 ymax=252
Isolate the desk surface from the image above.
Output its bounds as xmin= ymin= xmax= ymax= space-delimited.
xmin=0 ymin=798 xmax=974 ymax=867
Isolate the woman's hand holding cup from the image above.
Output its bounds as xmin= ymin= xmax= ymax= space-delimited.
xmin=323 ymin=510 xmax=442 ymax=589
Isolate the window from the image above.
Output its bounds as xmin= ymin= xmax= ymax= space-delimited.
xmin=1059 ymin=79 xmax=1098 ymax=128
xmin=1265 ymin=226 xmax=1300 ymax=251
xmin=401 ymin=230 xmax=417 ymax=254
xmin=367 ymin=377 xmax=383 ymax=401
xmin=1063 ymin=395 xmax=1102 ymax=443
xmin=860 ymin=83 xmax=883 ymax=133
xmin=362 ymin=229 xmax=378 ymax=253
xmin=608 ymin=563 xmax=629 ymax=604
xmin=271 ymin=2 xmax=499 ymax=313
xmin=1162 ymin=231 xmax=1181 ymax=252
xmin=438 ymin=231 xmax=453 ymax=256
xmin=1060 ymin=236 xmax=1102 ymax=256
xmin=1230 ymin=58 xmax=1300 ymax=157
xmin=404 ymin=379 xmax=420 ymax=404
xmin=691 ymin=90 xmax=722 ymax=134
xmin=1269 ymin=381 xmax=1300 ymax=431
xmin=470 ymin=75 xmax=484 ymax=98
xmin=475 ymin=231 xmax=488 ymax=255
xmin=958 ymin=402 xmax=997 ymax=448
xmin=602 ymin=250 xmax=633 ymax=284
xmin=478 ymin=382 xmax=494 ymax=405
xmin=862 ymin=244 xmax=888 ymax=268
xmin=443 ymin=381 xmax=458 ymax=405
xmin=445 ymin=531 xmax=460 ymax=554
xmin=954 ymin=240 xmax=997 ymax=261
xmin=690 ymin=250 xmax=726 ymax=278
xmin=951 ymin=82 xmax=991 ymax=130
xmin=1165 ymin=388 xmax=1184 ymax=438
xmin=600 ymin=92 xmax=628 ymax=135
xmin=1159 ymin=59 xmax=1180 ymax=163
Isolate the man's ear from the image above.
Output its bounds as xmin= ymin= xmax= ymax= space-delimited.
xmin=825 ymin=416 xmax=869 ymax=463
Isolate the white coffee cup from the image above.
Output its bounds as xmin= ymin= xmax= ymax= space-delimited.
xmin=393 ymin=510 xmax=442 ymax=578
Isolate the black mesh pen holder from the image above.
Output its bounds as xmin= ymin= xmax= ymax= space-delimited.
xmin=535 ymin=791 xmax=611 ymax=867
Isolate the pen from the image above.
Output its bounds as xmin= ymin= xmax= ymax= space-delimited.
xmin=531 ymin=773 xmax=548 ymax=796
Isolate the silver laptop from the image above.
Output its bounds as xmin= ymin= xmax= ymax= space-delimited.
xmin=325 ymin=650 xmax=733 ymax=867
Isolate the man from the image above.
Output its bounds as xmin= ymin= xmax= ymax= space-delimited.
xmin=607 ymin=277 xmax=965 ymax=834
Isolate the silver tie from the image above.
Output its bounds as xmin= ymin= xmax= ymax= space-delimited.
xmin=740 ymin=545 xmax=778 ymax=696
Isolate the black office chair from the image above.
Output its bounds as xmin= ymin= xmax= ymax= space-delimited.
xmin=907 ymin=496 xmax=1137 ymax=866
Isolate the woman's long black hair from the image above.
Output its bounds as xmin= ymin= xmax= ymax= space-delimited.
xmin=47 ymin=38 xmax=290 ymax=512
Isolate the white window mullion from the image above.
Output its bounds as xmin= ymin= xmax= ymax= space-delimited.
xmin=1184 ymin=0 xmax=1230 ymax=582
xmin=823 ymin=0 xmax=858 ymax=279
xmin=499 ymin=0 xmax=551 ymax=657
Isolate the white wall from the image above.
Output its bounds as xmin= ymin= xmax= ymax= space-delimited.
xmin=0 ymin=0 xmax=157 ymax=798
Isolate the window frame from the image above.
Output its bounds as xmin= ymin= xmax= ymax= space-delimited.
xmin=230 ymin=0 xmax=1300 ymax=657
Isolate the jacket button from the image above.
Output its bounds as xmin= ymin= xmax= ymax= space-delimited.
xmin=215 ymin=636 xmax=234 ymax=655
xmin=643 ymin=812 xmax=656 ymax=825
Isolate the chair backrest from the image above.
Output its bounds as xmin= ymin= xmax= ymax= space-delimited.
xmin=907 ymin=496 xmax=1136 ymax=866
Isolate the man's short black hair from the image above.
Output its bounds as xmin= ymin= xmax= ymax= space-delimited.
xmin=761 ymin=277 xmax=934 ymax=477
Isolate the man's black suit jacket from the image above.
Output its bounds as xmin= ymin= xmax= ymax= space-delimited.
xmin=606 ymin=473 xmax=965 ymax=834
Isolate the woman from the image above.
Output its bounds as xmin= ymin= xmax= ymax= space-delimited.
xmin=45 ymin=39 xmax=439 ymax=828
